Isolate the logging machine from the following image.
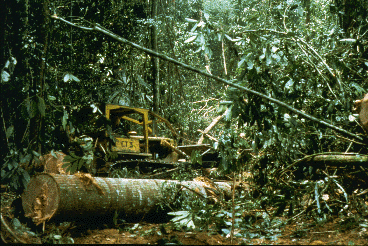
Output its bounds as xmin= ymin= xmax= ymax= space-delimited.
xmin=65 ymin=104 xmax=216 ymax=176
xmin=92 ymin=104 xmax=212 ymax=176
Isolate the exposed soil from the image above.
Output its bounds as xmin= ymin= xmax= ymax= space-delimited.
xmin=68 ymin=219 xmax=367 ymax=245
xmin=1 ymin=184 xmax=367 ymax=245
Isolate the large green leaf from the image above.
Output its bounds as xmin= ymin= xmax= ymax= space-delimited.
xmin=62 ymin=109 xmax=68 ymax=131
xmin=5 ymin=125 xmax=14 ymax=138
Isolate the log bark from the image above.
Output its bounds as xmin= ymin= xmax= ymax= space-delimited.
xmin=301 ymin=153 xmax=368 ymax=166
xmin=22 ymin=174 xmax=231 ymax=224
xmin=281 ymin=153 xmax=368 ymax=176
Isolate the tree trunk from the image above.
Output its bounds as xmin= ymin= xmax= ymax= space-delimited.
xmin=302 ymin=153 xmax=368 ymax=166
xmin=22 ymin=173 xmax=231 ymax=224
xmin=29 ymin=0 xmax=50 ymax=154
xmin=151 ymin=0 xmax=160 ymax=135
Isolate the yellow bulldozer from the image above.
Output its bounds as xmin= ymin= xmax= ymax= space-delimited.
xmin=100 ymin=104 xmax=179 ymax=160
xmin=57 ymin=103 xmax=214 ymax=176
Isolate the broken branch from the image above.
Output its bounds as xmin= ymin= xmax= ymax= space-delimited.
xmin=161 ymin=139 xmax=190 ymax=159
xmin=197 ymin=112 xmax=225 ymax=144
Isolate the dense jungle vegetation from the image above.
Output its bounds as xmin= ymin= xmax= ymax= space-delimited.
xmin=1 ymin=0 xmax=367 ymax=244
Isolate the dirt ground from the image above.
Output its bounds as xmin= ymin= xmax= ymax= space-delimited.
xmin=1 ymin=186 xmax=367 ymax=245
xmin=68 ymin=219 xmax=367 ymax=245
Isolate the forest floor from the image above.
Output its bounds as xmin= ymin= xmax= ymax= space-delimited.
xmin=1 ymin=186 xmax=367 ymax=245
xmin=68 ymin=218 xmax=367 ymax=245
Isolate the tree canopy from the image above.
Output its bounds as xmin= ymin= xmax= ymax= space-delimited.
xmin=1 ymin=0 xmax=367 ymax=186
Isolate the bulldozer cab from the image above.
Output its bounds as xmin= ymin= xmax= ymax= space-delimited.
xmin=104 ymin=104 xmax=177 ymax=159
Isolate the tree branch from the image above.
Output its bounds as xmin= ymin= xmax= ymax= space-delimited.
xmin=51 ymin=15 xmax=364 ymax=142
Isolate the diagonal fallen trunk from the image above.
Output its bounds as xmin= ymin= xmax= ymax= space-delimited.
xmin=197 ymin=113 xmax=225 ymax=145
xmin=22 ymin=174 xmax=231 ymax=224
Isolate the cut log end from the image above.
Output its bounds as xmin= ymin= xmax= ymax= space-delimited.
xmin=22 ymin=174 xmax=60 ymax=225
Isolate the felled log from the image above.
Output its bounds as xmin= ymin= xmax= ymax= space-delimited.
xmin=197 ymin=130 xmax=218 ymax=142
xmin=300 ymin=153 xmax=368 ymax=166
xmin=22 ymin=174 xmax=231 ymax=224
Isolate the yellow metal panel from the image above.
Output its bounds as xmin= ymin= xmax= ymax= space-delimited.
xmin=111 ymin=138 xmax=140 ymax=153
xmin=142 ymin=112 xmax=149 ymax=153
xmin=121 ymin=116 xmax=153 ymax=134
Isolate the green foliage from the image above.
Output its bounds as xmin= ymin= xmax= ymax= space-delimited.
xmin=109 ymin=167 xmax=141 ymax=179
xmin=1 ymin=148 xmax=36 ymax=191
xmin=62 ymin=136 xmax=95 ymax=174
xmin=1 ymin=2 xmax=367 ymax=238
xmin=190 ymin=150 xmax=202 ymax=165
xmin=168 ymin=210 xmax=196 ymax=230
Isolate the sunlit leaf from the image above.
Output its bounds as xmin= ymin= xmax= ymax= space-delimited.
xmin=204 ymin=46 xmax=212 ymax=59
xmin=266 ymin=55 xmax=272 ymax=66
xmin=1 ymin=70 xmax=10 ymax=82
xmin=32 ymin=150 xmax=40 ymax=157
xmin=187 ymin=220 xmax=195 ymax=229
xmin=247 ymin=61 xmax=254 ymax=69
xmin=272 ymin=54 xmax=281 ymax=62
xmin=224 ymin=34 xmax=233 ymax=41
xmin=64 ymin=73 xmax=80 ymax=82
xmin=285 ymin=79 xmax=294 ymax=90
xmin=185 ymin=18 xmax=198 ymax=23
xmin=48 ymin=95 xmax=56 ymax=101
xmin=12 ymin=218 xmax=22 ymax=229
xmin=238 ymin=57 xmax=246 ymax=68
xmin=184 ymin=35 xmax=197 ymax=43
xmin=53 ymin=235 xmax=62 ymax=240
xmin=225 ymin=106 xmax=232 ymax=121
xmin=197 ymin=20 xmax=205 ymax=27
xmin=194 ymin=47 xmax=202 ymax=53
xmin=190 ymin=23 xmax=198 ymax=32
xmin=63 ymin=73 xmax=70 ymax=82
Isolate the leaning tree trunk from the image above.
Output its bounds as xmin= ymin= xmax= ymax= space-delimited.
xmin=22 ymin=174 xmax=231 ymax=224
